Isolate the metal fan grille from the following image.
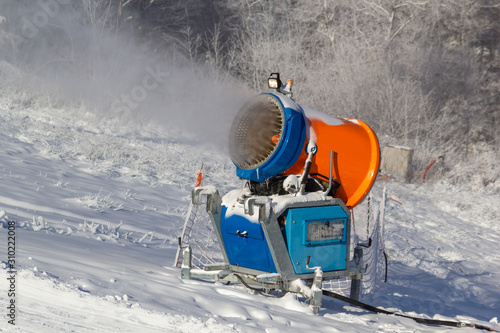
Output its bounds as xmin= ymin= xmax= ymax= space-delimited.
xmin=229 ymin=95 xmax=284 ymax=170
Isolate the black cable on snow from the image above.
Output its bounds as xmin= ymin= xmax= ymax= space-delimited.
xmin=322 ymin=289 xmax=499 ymax=331
xmin=383 ymin=251 xmax=388 ymax=283
xmin=229 ymin=271 xmax=496 ymax=330
xmin=233 ymin=273 xmax=262 ymax=291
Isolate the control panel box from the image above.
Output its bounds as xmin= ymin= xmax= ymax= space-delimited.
xmin=285 ymin=205 xmax=349 ymax=274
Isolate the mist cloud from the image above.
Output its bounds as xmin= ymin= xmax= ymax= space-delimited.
xmin=1 ymin=0 xmax=250 ymax=149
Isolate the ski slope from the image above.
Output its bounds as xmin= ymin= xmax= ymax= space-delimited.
xmin=0 ymin=101 xmax=499 ymax=332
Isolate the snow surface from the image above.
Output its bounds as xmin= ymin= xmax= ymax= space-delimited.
xmin=0 ymin=101 xmax=499 ymax=332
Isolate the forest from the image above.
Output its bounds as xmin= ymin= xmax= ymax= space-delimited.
xmin=0 ymin=0 xmax=498 ymax=189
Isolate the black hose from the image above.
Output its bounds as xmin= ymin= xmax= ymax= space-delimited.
xmin=233 ymin=273 xmax=266 ymax=292
xmin=322 ymin=289 xmax=499 ymax=331
xmin=383 ymin=251 xmax=388 ymax=283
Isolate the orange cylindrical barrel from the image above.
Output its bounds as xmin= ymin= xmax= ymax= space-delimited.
xmin=283 ymin=106 xmax=380 ymax=208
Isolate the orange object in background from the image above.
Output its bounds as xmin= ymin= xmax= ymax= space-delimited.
xmin=283 ymin=111 xmax=380 ymax=209
xmin=195 ymin=165 xmax=203 ymax=187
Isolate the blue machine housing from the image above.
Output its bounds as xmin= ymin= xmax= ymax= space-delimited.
xmin=220 ymin=200 xmax=349 ymax=275
xmin=284 ymin=205 xmax=348 ymax=274
xmin=220 ymin=205 xmax=277 ymax=272
xmin=235 ymin=93 xmax=307 ymax=183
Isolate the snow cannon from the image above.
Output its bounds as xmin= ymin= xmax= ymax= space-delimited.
xmin=229 ymin=75 xmax=380 ymax=209
xmin=181 ymin=73 xmax=381 ymax=314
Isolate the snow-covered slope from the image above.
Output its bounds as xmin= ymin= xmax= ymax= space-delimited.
xmin=0 ymin=102 xmax=499 ymax=332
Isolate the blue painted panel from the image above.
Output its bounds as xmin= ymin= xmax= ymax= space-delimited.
xmin=285 ymin=206 xmax=348 ymax=274
xmin=220 ymin=206 xmax=277 ymax=273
